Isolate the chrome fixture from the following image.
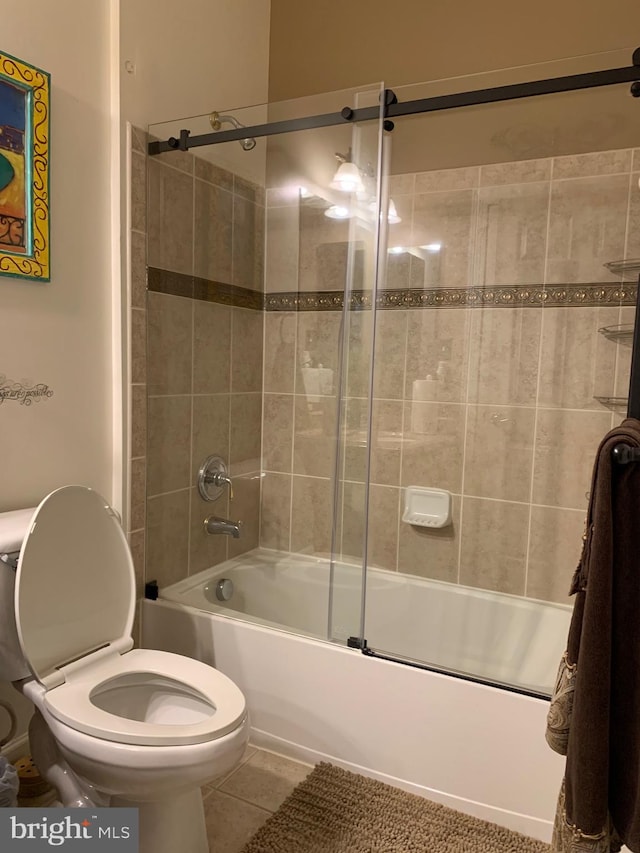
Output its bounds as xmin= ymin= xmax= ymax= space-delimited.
xmin=204 ymin=516 xmax=242 ymax=538
xmin=209 ymin=111 xmax=256 ymax=151
xmin=215 ymin=578 xmax=234 ymax=602
xmin=198 ymin=455 xmax=233 ymax=502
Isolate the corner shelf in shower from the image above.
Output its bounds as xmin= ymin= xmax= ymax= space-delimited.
xmin=603 ymin=258 xmax=640 ymax=280
xmin=597 ymin=323 xmax=634 ymax=345
xmin=593 ymin=395 xmax=629 ymax=411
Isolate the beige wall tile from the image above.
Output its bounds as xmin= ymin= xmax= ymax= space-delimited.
xmin=383 ymin=250 xmax=411 ymax=290
xmin=131 ymin=385 xmax=147 ymax=459
xmin=344 ymin=311 xmax=374 ymax=399
xmin=298 ymin=203 xmax=351 ymax=293
xmin=147 ymin=395 xmax=192 ymax=495
xmin=369 ymin=399 xmax=403 ymax=486
xmin=131 ymin=125 xmax=147 ymax=155
xmin=131 ymin=151 xmax=147 ymax=234
xmin=405 ymin=309 xmax=470 ymax=403
xmin=295 ymin=311 xmax=342 ymax=394
xmin=633 ymin=150 xmax=640 ymax=173
xmin=552 ymin=150 xmax=632 ymax=179
xmin=401 ymin=403 xmax=465 ymax=494
xmin=546 ymin=175 xmax=629 ymax=283
xmin=130 ymin=457 xmax=146 ymax=532
xmin=415 ymin=166 xmax=479 ymax=192
xmin=397 ymin=494 xmax=460 ymax=582
xmin=194 ymin=156 xmax=234 ymax=191
xmin=341 ymin=483 xmax=399 ymax=571
xmin=131 ymin=308 xmax=147 ymax=385
xmin=625 ymin=173 xmax=640 ymax=259
xmin=147 ymin=292 xmax=192 ymax=395
xmin=191 ymin=394 xmax=230 ymax=483
xmin=388 ymin=173 xmax=415 ymax=195
xmin=527 ymin=506 xmax=585 ymax=603
xmin=293 ymin=395 xmax=337 ymax=478
xmin=263 ymin=394 xmax=294 ymax=472
xmin=153 ymin=146 xmax=194 ymax=175
xmin=464 ymin=405 xmax=535 ymax=502
xmin=128 ymin=529 xmax=146 ymax=598
xmin=232 ymin=308 xmax=263 ymax=392
xmin=228 ymin=474 xmax=261 ymax=558
xmin=537 ymin=306 xmax=619 ymax=409
xmin=193 ymin=301 xmax=231 ymax=394
xmin=479 ymin=159 xmax=551 ymax=186
xmin=131 ymin=230 xmax=147 ymax=309
xmin=260 ymin=473 xmax=291 ymax=551
xmin=532 ymin=409 xmax=612 ymax=509
xmin=229 ymin=393 xmax=262 ymax=471
xmin=147 ymin=160 xmax=194 ymax=275
xmin=233 ymin=196 xmax=264 ymax=291
xmin=265 ymin=204 xmax=300 ymax=293
xmin=291 ymin=476 xmax=332 ymax=557
xmin=474 ymin=182 xmax=549 ymax=286
xmin=459 ymin=497 xmax=529 ymax=595
xmin=194 ymin=179 xmax=233 ymax=284
xmin=613 ymin=306 xmax=634 ymax=401
xmin=146 ymin=490 xmax=190 ymax=588
xmin=234 ymin=175 xmax=265 ymax=206
xmin=264 ymin=312 xmax=297 ymax=393
xmin=372 ymin=311 xmax=407 ymax=400
xmin=189 ymin=489 xmax=229 ymax=574
xmin=467 ymin=307 xmax=541 ymax=406
xmin=412 ymin=189 xmax=475 ymax=287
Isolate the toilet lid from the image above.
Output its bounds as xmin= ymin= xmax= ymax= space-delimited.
xmin=16 ymin=486 xmax=135 ymax=686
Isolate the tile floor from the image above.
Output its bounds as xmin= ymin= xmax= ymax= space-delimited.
xmin=202 ymin=747 xmax=312 ymax=852
xmin=17 ymin=746 xmax=313 ymax=853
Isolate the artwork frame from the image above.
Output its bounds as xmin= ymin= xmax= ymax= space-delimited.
xmin=0 ymin=50 xmax=50 ymax=281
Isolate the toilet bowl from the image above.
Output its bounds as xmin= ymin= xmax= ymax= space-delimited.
xmin=0 ymin=485 xmax=249 ymax=853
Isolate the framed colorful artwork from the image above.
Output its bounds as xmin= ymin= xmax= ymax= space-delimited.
xmin=0 ymin=50 xmax=50 ymax=281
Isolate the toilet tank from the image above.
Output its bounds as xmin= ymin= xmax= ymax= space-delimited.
xmin=0 ymin=563 xmax=31 ymax=682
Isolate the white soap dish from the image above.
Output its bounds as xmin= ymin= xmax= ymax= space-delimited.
xmin=402 ymin=487 xmax=451 ymax=528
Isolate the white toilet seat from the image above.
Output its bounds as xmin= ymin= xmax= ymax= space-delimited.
xmin=43 ymin=648 xmax=246 ymax=746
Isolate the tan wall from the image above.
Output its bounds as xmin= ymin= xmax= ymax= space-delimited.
xmin=120 ymin=0 xmax=271 ymax=128
xmin=1 ymin=2 xmax=115 ymax=513
xmin=1 ymin=0 xmax=116 ymax=751
xmin=269 ymin=0 xmax=640 ymax=101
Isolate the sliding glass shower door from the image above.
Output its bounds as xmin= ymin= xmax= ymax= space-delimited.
xmin=356 ymin=51 xmax=639 ymax=695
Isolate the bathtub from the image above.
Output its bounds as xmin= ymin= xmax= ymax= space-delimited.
xmin=143 ymin=547 xmax=569 ymax=841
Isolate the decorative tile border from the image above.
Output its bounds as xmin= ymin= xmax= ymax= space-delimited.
xmin=265 ymin=282 xmax=638 ymax=311
xmin=149 ymin=268 xmax=637 ymax=312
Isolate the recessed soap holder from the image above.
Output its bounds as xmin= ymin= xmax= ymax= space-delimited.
xmin=402 ymin=486 xmax=451 ymax=528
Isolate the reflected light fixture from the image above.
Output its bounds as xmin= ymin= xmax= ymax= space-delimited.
xmin=368 ymin=198 xmax=402 ymax=225
xmin=387 ymin=199 xmax=401 ymax=225
xmin=330 ymin=148 xmax=365 ymax=193
xmin=325 ymin=204 xmax=352 ymax=220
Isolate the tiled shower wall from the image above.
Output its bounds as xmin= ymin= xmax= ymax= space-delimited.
xmin=132 ymin=132 xmax=265 ymax=592
xmin=259 ymin=148 xmax=639 ymax=604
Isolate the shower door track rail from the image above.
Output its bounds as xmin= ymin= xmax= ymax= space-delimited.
xmin=148 ymin=49 xmax=640 ymax=155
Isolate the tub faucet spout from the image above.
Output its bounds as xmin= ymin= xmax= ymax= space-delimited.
xmin=204 ymin=516 xmax=242 ymax=538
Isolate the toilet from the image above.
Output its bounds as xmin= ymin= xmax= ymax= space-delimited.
xmin=0 ymin=485 xmax=249 ymax=853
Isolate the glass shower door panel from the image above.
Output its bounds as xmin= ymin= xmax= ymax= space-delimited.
xmin=360 ymin=52 xmax=638 ymax=694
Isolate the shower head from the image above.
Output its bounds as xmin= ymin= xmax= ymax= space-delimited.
xmin=209 ymin=111 xmax=257 ymax=151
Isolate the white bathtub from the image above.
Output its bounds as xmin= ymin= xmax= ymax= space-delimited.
xmin=143 ymin=547 xmax=570 ymax=841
